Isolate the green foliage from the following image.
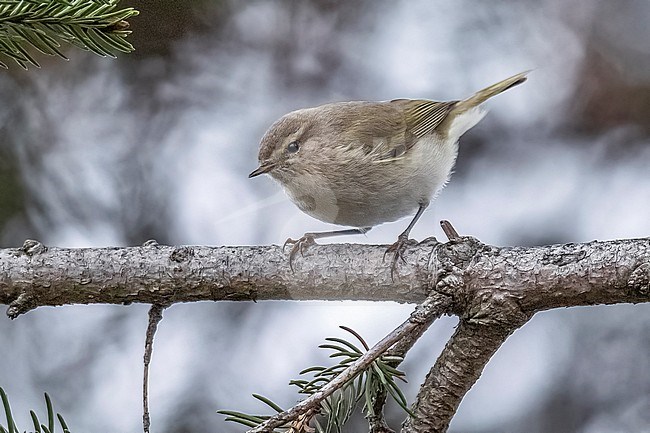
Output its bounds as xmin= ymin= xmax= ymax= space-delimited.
xmin=0 ymin=0 xmax=139 ymax=69
xmin=218 ymin=326 xmax=413 ymax=432
xmin=0 ymin=387 xmax=71 ymax=433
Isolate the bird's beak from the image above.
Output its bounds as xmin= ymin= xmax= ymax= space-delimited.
xmin=248 ymin=162 xmax=276 ymax=178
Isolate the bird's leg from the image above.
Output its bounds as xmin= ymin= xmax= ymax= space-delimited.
xmin=384 ymin=202 xmax=429 ymax=277
xmin=284 ymin=227 xmax=372 ymax=270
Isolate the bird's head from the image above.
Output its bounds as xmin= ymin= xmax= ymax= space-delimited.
xmin=249 ymin=108 xmax=321 ymax=183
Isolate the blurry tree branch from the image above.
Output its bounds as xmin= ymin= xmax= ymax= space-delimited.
xmin=0 ymin=0 xmax=138 ymax=69
xmin=0 ymin=235 xmax=648 ymax=432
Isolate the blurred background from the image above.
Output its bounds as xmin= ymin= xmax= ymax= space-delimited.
xmin=1 ymin=0 xmax=649 ymax=432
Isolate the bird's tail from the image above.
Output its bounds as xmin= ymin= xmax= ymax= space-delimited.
xmin=437 ymin=71 xmax=529 ymax=139
xmin=454 ymin=71 xmax=529 ymax=114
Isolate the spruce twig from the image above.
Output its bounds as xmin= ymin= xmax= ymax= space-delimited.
xmin=0 ymin=388 xmax=71 ymax=433
xmin=218 ymin=323 xmax=427 ymax=432
xmin=0 ymin=0 xmax=138 ymax=69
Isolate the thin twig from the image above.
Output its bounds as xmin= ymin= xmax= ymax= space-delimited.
xmin=143 ymin=304 xmax=166 ymax=433
xmin=248 ymin=295 xmax=452 ymax=433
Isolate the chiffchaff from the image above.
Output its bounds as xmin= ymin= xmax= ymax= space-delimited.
xmin=250 ymin=71 xmax=528 ymax=273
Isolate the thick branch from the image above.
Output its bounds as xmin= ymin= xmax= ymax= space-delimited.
xmin=394 ymin=236 xmax=649 ymax=432
xmin=0 ymin=237 xmax=648 ymax=318
xmin=401 ymin=319 xmax=528 ymax=433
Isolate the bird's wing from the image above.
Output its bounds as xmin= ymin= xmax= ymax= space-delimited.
xmin=390 ymin=99 xmax=458 ymax=139
xmin=361 ymin=99 xmax=457 ymax=163
xmin=335 ymin=100 xmax=456 ymax=163
xmin=337 ymin=102 xmax=411 ymax=163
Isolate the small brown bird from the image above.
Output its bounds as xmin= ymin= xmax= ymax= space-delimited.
xmin=250 ymin=71 xmax=528 ymax=272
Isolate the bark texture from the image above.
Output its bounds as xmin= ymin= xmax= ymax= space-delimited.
xmin=402 ymin=320 xmax=527 ymax=432
xmin=0 ymin=237 xmax=648 ymax=318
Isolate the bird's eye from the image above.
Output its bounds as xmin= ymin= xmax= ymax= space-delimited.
xmin=287 ymin=141 xmax=300 ymax=153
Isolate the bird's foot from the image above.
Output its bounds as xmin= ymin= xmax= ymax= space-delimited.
xmin=384 ymin=234 xmax=417 ymax=279
xmin=283 ymin=234 xmax=317 ymax=271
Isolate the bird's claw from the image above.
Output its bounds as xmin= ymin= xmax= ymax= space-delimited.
xmin=384 ymin=234 xmax=416 ymax=279
xmin=284 ymin=235 xmax=317 ymax=270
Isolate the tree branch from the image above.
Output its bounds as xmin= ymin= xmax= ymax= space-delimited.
xmin=401 ymin=319 xmax=528 ymax=433
xmin=0 ymin=238 xmax=439 ymax=318
xmin=1 ymin=236 xmax=648 ymax=432
xmin=1 ymin=237 xmax=648 ymax=319
xmin=143 ymin=303 xmax=166 ymax=433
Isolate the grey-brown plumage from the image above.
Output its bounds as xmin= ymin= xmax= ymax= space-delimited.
xmin=250 ymin=72 xmax=528 ymax=270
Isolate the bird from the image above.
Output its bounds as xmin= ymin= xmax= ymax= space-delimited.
xmin=249 ymin=71 xmax=528 ymax=273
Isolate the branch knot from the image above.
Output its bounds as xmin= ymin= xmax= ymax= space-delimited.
xmin=19 ymin=239 xmax=47 ymax=256
xmin=7 ymin=292 xmax=34 ymax=319
xmin=432 ymin=237 xmax=481 ymax=300
xmin=627 ymin=263 xmax=650 ymax=295
xmin=465 ymin=290 xmax=530 ymax=326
